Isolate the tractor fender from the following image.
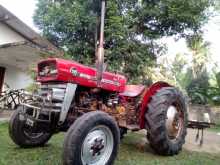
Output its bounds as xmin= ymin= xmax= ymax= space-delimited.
xmin=139 ymin=81 xmax=171 ymax=129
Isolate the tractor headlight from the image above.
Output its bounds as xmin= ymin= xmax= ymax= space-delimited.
xmin=38 ymin=62 xmax=58 ymax=77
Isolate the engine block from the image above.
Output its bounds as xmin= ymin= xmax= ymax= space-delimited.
xmin=74 ymin=88 xmax=140 ymax=127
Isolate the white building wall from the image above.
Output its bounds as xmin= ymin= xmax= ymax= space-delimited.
xmin=0 ymin=22 xmax=26 ymax=45
xmin=1 ymin=64 xmax=33 ymax=90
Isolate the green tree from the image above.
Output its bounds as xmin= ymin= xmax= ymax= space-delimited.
xmin=170 ymin=54 xmax=189 ymax=89
xmin=153 ymin=53 xmax=192 ymax=93
xmin=186 ymin=69 xmax=210 ymax=104
xmin=34 ymin=0 xmax=213 ymax=83
xmin=214 ymin=0 xmax=220 ymax=11
xmin=186 ymin=34 xmax=210 ymax=78
xmin=206 ymin=72 xmax=220 ymax=105
xmin=185 ymin=34 xmax=211 ymax=104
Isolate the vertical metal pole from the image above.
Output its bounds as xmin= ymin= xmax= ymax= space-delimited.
xmin=96 ymin=0 xmax=106 ymax=85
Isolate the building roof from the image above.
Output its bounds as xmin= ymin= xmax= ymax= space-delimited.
xmin=0 ymin=5 xmax=63 ymax=55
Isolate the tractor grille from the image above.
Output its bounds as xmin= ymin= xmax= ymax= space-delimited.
xmin=37 ymin=84 xmax=67 ymax=112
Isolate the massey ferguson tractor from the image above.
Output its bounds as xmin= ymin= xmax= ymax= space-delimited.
xmin=9 ymin=1 xmax=188 ymax=165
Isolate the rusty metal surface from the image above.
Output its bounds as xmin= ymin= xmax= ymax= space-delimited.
xmin=188 ymin=120 xmax=215 ymax=129
xmin=96 ymin=0 xmax=106 ymax=84
xmin=72 ymin=89 xmax=140 ymax=129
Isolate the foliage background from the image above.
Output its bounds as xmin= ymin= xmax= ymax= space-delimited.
xmin=34 ymin=0 xmax=213 ymax=83
xmin=33 ymin=0 xmax=220 ymax=105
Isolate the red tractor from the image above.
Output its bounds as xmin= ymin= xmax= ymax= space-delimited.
xmin=9 ymin=1 xmax=187 ymax=165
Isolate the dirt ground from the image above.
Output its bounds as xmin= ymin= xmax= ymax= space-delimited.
xmin=184 ymin=129 xmax=220 ymax=154
xmin=137 ymin=128 xmax=220 ymax=154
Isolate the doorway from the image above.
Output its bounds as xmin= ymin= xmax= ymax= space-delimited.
xmin=0 ymin=67 xmax=5 ymax=92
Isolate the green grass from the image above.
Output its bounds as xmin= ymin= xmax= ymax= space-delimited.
xmin=209 ymin=120 xmax=220 ymax=132
xmin=1 ymin=122 xmax=220 ymax=165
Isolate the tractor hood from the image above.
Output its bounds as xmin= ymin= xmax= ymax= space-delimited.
xmin=37 ymin=58 xmax=127 ymax=92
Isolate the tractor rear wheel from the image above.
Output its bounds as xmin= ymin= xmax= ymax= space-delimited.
xmin=63 ymin=111 xmax=120 ymax=165
xmin=145 ymin=87 xmax=187 ymax=155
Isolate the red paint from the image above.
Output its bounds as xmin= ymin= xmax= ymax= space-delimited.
xmin=37 ymin=58 xmax=127 ymax=92
xmin=37 ymin=59 xmax=172 ymax=129
xmin=119 ymin=85 xmax=145 ymax=97
xmin=139 ymin=81 xmax=171 ymax=129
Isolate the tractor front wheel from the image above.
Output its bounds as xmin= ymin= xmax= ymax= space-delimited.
xmin=63 ymin=111 xmax=120 ymax=165
xmin=9 ymin=106 xmax=52 ymax=148
xmin=145 ymin=87 xmax=187 ymax=155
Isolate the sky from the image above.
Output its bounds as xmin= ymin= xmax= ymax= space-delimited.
xmin=159 ymin=12 xmax=220 ymax=70
xmin=0 ymin=0 xmax=38 ymax=31
xmin=1 ymin=0 xmax=220 ymax=69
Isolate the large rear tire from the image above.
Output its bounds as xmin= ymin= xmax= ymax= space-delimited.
xmin=145 ymin=87 xmax=187 ymax=155
xmin=9 ymin=106 xmax=52 ymax=148
xmin=63 ymin=111 xmax=120 ymax=165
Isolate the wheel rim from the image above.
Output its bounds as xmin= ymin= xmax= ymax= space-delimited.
xmin=166 ymin=105 xmax=184 ymax=141
xmin=23 ymin=125 xmax=44 ymax=139
xmin=81 ymin=125 xmax=114 ymax=165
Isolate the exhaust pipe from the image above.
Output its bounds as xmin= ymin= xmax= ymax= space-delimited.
xmin=96 ymin=0 xmax=106 ymax=85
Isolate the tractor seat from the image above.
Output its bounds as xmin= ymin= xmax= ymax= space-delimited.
xmin=119 ymin=85 xmax=145 ymax=97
